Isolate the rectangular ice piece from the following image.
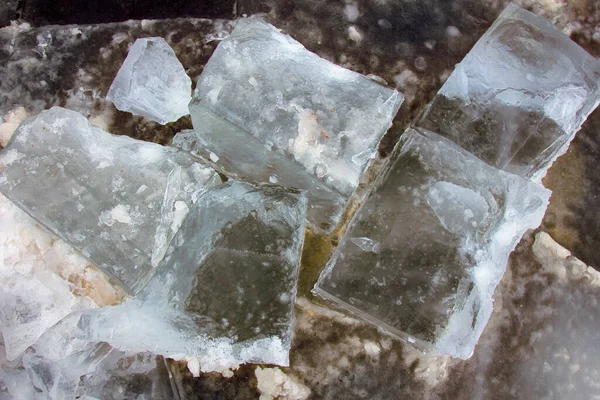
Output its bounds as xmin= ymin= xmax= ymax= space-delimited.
xmin=182 ymin=18 xmax=402 ymax=232
xmin=0 ymin=107 xmax=220 ymax=294
xmin=106 ymin=37 xmax=192 ymax=124
xmin=418 ymin=4 xmax=600 ymax=180
xmin=78 ymin=181 xmax=308 ymax=374
xmin=313 ymin=127 xmax=551 ymax=359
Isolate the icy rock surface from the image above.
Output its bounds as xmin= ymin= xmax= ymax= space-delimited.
xmin=0 ymin=107 xmax=220 ymax=294
xmin=313 ymin=128 xmax=551 ymax=359
xmin=182 ymin=18 xmax=402 ymax=232
xmin=106 ymin=37 xmax=192 ymax=124
xmin=418 ymin=4 xmax=600 ymax=180
xmin=41 ymin=181 xmax=307 ymax=379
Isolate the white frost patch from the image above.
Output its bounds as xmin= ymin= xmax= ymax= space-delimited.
xmin=350 ymin=237 xmax=381 ymax=253
xmin=136 ymin=184 xmax=147 ymax=195
xmin=291 ymin=110 xmax=327 ymax=178
xmin=111 ymin=204 xmax=132 ymax=224
xmin=170 ymin=201 xmax=189 ymax=233
xmin=343 ymin=3 xmax=359 ymax=22
xmin=0 ymin=107 xmax=28 ymax=147
xmin=348 ymin=26 xmax=363 ymax=43
xmin=0 ymin=149 xmax=24 ymax=166
xmin=255 ymin=367 xmax=310 ymax=400
xmin=351 ymin=148 xmax=377 ymax=166
xmin=100 ymin=205 xmax=132 ymax=226
xmin=363 ymin=340 xmax=381 ymax=358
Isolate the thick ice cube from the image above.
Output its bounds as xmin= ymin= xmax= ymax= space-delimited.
xmin=182 ymin=18 xmax=402 ymax=232
xmin=0 ymin=107 xmax=220 ymax=294
xmin=313 ymin=128 xmax=551 ymax=359
xmin=418 ymin=4 xmax=600 ymax=180
xmin=106 ymin=37 xmax=192 ymax=124
xmin=53 ymin=181 xmax=307 ymax=374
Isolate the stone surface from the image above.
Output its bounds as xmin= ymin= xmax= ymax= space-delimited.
xmin=107 ymin=37 xmax=192 ymax=124
xmin=0 ymin=107 xmax=220 ymax=294
xmin=184 ymin=17 xmax=402 ymax=232
xmin=418 ymin=3 xmax=600 ymax=180
xmin=314 ymin=127 xmax=550 ymax=359
xmin=21 ymin=0 xmax=236 ymax=25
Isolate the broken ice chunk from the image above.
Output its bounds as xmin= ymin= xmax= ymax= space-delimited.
xmin=0 ymin=107 xmax=220 ymax=294
xmin=313 ymin=128 xmax=551 ymax=359
xmin=67 ymin=181 xmax=307 ymax=374
xmin=418 ymin=4 xmax=600 ymax=180
xmin=173 ymin=125 xmax=343 ymax=233
xmin=182 ymin=18 xmax=402 ymax=232
xmin=0 ymin=272 xmax=80 ymax=361
xmin=79 ymin=351 xmax=175 ymax=400
xmin=106 ymin=37 xmax=192 ymax=124
xmin=0 ymin=193 xmax=124 ymax=362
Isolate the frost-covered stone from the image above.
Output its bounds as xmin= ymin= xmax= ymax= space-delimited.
xmin=106 ymin=37 xmax=192 ymax=124
xmin=313 ymin=128 xmax=551 ymax=359
xmin=418 ymin=4 xmax=600 ymax=180
xmin=180 ymin=18 xmax=402 ymax=232
xmin=0 ymin=107 xmax=220 ymax=294
xmin=255 ymin=366 xmax=311 ymax=400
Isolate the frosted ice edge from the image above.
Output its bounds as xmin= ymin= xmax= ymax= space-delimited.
xmin=106 ymin=37 xmax=192 ymax=124
xmin=418 ymin=3 xmax=600 ymax=179
xmin=186 ymin=17 xmax=403 ymax=232
xmin=313 ymin=127 xmax=551 ymax=359
xmin=0 ymin=107 xmax=220 ymax=294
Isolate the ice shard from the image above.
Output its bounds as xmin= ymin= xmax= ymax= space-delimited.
xmin=418 ymin=4 xmax=600 ymax=180
xmin=0 ymin=193 xmax=125 ymax=362
xmin=50 ymin=181 xmax=307 ymax=375
xmin=106 ymin=37 xmax=192 ymax=124
xmin=180 ymin=18 xmax=403 ymax=232
xmin=0 ymin=107 xmax=220 ymax=294
xmin=313 ymin=128 xmax=551 ymax=359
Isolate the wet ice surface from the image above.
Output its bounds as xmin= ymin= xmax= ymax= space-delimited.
xmin=106 ymin=37 xmax=192 ymax=124
xmin=419 ymin=3 xmax=600 ymax=180
xmin=182 ymin=17 xmax=402 ymax=232
xmin=0 ymin=107 xmax=220 ymax=293
xmin=314 ymin=128 xmax=550 ymax=358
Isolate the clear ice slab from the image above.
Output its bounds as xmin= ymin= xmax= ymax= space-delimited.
xmin=180 ymin=18 xmax=402 ymax=232
xmin=0 ymin=107 xmax=220 ymax=294
xmin=418 ymin=4 xmax=600 ymax=180
xmin=313 ymin=128 xmax=551 ymax=359
xmin=106 ymin=37 xmax=192 ymax=124
xmin=60 ymin=181 xmax=307 ymax=374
